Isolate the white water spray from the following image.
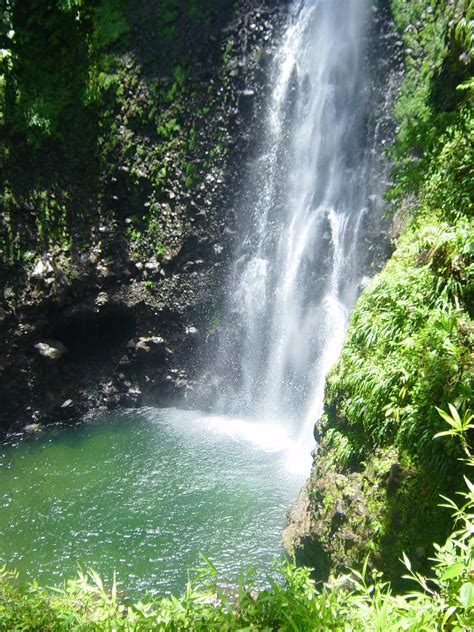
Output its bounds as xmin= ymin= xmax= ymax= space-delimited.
xmin=212 ymin=0 xmax=382 ymax=466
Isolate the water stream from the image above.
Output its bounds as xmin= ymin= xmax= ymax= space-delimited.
xmin=214 ymin=0 xmax=377 ymax=449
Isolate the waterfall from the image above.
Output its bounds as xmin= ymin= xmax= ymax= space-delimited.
xmin=211 ymin=0 xmax=382 ymax=448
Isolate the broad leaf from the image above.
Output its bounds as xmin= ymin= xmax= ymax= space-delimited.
xmin=459 ymin=582 xmax=474 ymax=608
xmin=440 ymin=562 xmax=465 ymax=581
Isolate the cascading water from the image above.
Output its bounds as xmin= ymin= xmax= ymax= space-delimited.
xmin=213 ymin=0 xmax=383 ymax=451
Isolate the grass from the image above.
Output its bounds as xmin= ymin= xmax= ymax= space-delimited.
xmin=302 ymin=0 xmax=473 ymax=582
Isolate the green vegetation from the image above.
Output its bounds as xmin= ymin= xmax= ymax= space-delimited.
xmin=302 ymin=0 xmax=473 ymax=582
xmin=1 ymin=408 xmax=473 ymax=630
xmin=0 ymin=0 xmax=233 ymax=280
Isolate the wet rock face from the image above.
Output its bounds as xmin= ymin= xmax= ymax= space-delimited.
xmin=0 ymin=0 xmax=287 ymax=435
xmin=282 ymin=445 xmax=405 ymax=583
xmin=282 ymin=485 xmax=332 ymax=582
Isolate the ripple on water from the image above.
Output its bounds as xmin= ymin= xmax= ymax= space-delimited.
xmin=0 ymin=408 xmax=308 ymax=598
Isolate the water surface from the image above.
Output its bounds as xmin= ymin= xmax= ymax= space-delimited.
xmin=0 ymin=408 xmax=306 ymax=598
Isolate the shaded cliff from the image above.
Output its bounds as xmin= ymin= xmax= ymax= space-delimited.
xmin=0 ymin=0 xmax=287 ymax=432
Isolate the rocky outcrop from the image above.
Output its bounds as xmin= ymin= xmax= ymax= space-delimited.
xmin=283 ymin=443 xmax=403 ymax=582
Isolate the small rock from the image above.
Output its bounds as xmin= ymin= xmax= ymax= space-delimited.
xmin=61 ymin=399 xmax=74 ymax=409
xmin=135 ymin=336 xmax=165 ymax=353
xmin=103 ymin=382 xmax=118 ymax=396
xmin=105 ymin=394 xmax=121 ymax=409
xmin=95 ymin=292 xmax=109 ymax=307
xmin=144 ymin=257 xmax=160 ymax=273
xmin=30 ymin=257 xmax=54 ymax=281
xmin=89 ymin=250 xmax=100 ymax=264
xmin=97 ymin=262 xmax=113 ymax=278
xmin=34 ymin=341 xmax=68 ymax=360
xmin=24 ymin=423 xmax=41 ymax=433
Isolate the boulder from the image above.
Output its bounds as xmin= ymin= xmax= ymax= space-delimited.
xmin=135 ymin=336 xmax=165 ymax=354
xmin=34 ymin=340 xmax=68 ymax=360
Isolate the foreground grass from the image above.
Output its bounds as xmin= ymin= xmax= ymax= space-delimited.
xmin=1 ymin=545 xmax=473 ymax=630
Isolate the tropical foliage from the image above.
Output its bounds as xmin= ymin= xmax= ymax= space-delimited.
xmin=303 ymin=0 xmax=473 ymax=580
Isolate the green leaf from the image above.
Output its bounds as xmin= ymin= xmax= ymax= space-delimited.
xmin=402 ymin=552 xmax=412 ymax=572
xmin=459 ymin=582 xmax=474 ymax=608
xmin=464 ymin=477 xmax=474 ymax=494
xmin=442 ymin=605 xmax=457 ymax=625
xmin=440 ymin=562 xmax=465 ymax=581
xmin=448 ymin=403 xmax=461 ymax=425
xmin=434 ymin=430 xmax=456 ymax=439
xmin=436 ymin=406 xmax=458 ymax=428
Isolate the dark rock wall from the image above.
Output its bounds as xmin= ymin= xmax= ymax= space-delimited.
xmin=0 ymin=1 xmax=287 ymax=434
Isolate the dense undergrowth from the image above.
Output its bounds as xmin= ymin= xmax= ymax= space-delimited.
xmin=305 ymin=0 xmax=473 ymax=583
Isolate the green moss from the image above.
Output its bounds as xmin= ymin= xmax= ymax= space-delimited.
xmin=0 ymin=0 xmax=233 ymax=273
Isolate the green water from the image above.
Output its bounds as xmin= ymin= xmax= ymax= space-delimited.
xmin=0 ymin=408 xmax=307 ymax=598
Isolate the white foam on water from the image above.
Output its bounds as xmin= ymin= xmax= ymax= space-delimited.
xmin=205 ymin=415 xmax=291 ymax=453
